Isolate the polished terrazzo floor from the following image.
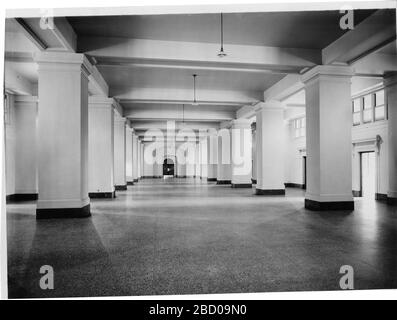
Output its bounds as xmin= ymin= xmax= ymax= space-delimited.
xmin=6 ymin=178 xmax=397 ymax=298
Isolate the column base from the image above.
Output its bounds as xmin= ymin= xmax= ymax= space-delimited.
xmin=133 ymin=179 xmax=139 ymax=182
xmin=352 ymin=190 xmax=362 ymax=197
xmin=36 ymin=204 xmax=91 ymax=219
xmin=89 ymin=191 xmax=115 ymax=199
xmin=231 ymin=183 xmax=252 ymax=188
xmin=127 ymin=181 xmax=134 ymax=185
xmin=255 ymin=188 xmax=285 ymax=195
xmin=251 ymin=179 xmax=257 ymax=184
xmin=375 ymin=193 xmax=387 ymax=201
xmin=285 ymin=183 xmax=305 ymax=189
xmin=6 ymin=193 xmax=38 ymax=202
xmin=305 ymin=199 xmax=354 ymax=211
xmin=387 ymin=197 xmax=397 ymax=205
xmin=207 ymin=178 xmax=217 ymax=182
xmin=115 ymin=184 xmax=127 ymax=191
xmin=216 ymin=180 xmax=231 ymax=185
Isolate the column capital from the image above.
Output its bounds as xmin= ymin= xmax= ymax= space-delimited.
xmin=231 ymin=118 xmax=252 ymax=129
xmin=34 ymin=52 xmax=92 ymax=78
xmin=384 ymin=72 xmax=397 ymax=88
xmin=14 ymin=95 xmax=38 ymax=103
xmin=88 ymin=96 xmax=117 ymax=108
xmin=207 ymin=128 xmax=218 ymax=136
xmin=255 ymin=100 xmax=283 ymax=112
xmin=301 ymin=65 xmax=354 ymax=85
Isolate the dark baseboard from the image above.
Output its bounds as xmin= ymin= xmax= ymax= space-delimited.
xmin=89 ymin=191 xmax=115 ymax=199
xmin=285 ymin=183 xmax=305 ymax=189
xmin=177 ymin=175 xmax=187 ymax=178
xmin=127 ymin=181 xmax=134 ymax=185
xmin=305 ymin=199 xmax=354 ymax=211
xmin=375 ymin=193 xmax=387 ymax=201
xmin=255 ymin=188 xmax=285 ymax=196
xmin=6 ymin=193 xmax=38 ymax=203
xmin=36 ymin=204 xmax=91 ymax=219
xmin=207 ymin=178 xmax=217 ymax=182
xmin=231 ymin=183 xmax=252 ymax=188
xmin=352 ymin=190 xmax=362 ymax=197
xmin=387 ymin=197 xmax=397 ymax=205
xmin=251 ymin=179 xmax=257 ymax=184
xmin=115 ymin=184 xmax=127 ymax=191
xmin=133 ymin=179 xmax=139 ymax=182
xmin=217 ymin=180 xmax=231 ymax=185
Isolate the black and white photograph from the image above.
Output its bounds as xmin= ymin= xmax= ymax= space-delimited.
xmin=1 ymin=0 xmax=397 ymax=302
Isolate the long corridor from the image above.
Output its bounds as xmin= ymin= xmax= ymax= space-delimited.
xmin=7 ymin=178 xmax=397 ymax=298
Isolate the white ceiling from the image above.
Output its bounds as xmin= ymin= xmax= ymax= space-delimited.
xmin=98 ymin=65 xmax=285 ymax=92
xmin=68 ymin=10 xmax=375 ymax=49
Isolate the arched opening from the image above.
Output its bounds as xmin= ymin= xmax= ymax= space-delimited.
xmin=163 ymin=158 xmax=175 ymax=177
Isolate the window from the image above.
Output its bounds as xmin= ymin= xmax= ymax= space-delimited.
xmin=351 ymin=89 xmax=387 ymax=126
xmin=363 ymin=94 xmax=373 ymax=123
xmin=294 ymin=117 xmax=305 ymax=138
xmin=352 ymin=99 xmax=361 ymax=126
xmin=374 ymin=90 xmax=386 ymax=121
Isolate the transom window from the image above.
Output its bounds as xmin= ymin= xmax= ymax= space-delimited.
xmin=352 ymin=89 xmax=387 ymax=126
xmin=293 ymin=117 xmax=305 ymax=138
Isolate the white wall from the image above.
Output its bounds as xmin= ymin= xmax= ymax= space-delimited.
xmin=14 ymin=96 xmax=38 ymax=194
xmin=5 ymin=94 xmax=16 ymax=196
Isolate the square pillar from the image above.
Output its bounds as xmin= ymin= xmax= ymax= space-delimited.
xmin=251 ymin=122 xmax=257 ymax=185
xmin=302 ymin=65 xmax=354 ymax=210
xmin=200 ymin=138 xmax=208 ymax=179
xmin=231 ymin=119 xmax=252 ymax=188
xmin=132 ymin=134 xmax=139 ymax=182
xmin=385 ymin=72 xmax=397 ymax=205
xmin=195 ymin=141 xmax=201 ymax=178
xmin=217 ymin=127 xmax=232 ymax=184
xmin=207 ymin=129 xmax=218 ymax=181
xmin=88 ymin=96 xmax=115 ymax=198
xmin=14 ymin=95 xmax=38 ymax=200
xmin=114 ymin=116 xmax=127 ymax=190
xmin=141 ymin=142 xmax=146 ymax=178
xmin=35 ymin=52 xmax=91 ymax=218
xmin=126 ymin=125 xmax=134 ymax=185
xmin=255 ymin=101 xmax=285 ymax=195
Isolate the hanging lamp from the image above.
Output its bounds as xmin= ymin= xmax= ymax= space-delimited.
xmin=192 ymin=74 xmax=199 ymax=106
xmin=217 ymin=13 xmax=227 ymax=58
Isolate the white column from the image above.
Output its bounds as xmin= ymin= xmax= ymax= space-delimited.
xmin=200 ymin=138 xmax=208 ymax=179
xmin=14 ymin=95 xmax=38 ymax=200
xmin=207 ymin=129 xmax=218 ymax=181
xmin=217 ymin=127 xmax=232 ymax=184
xmin=132 ymin=134 xmax=139 ymax=182
xmin=255 ymin=101 xmax=286 ymax=195
xmin=140 ymin=142 xmax=145 ymax=178
xmin=251 ymin=122 xmax=257 ymax=185
xmin=35 ymin=52 xmax=90 ymax=218
xmin=88 ymin=96 xmax=115 ymax=198
xmin=195 ymin=141 xmax=201 ymax=178
xmin=302 ymin=65 xmax=354 ymax=210
xmin=126 ymin=126 xmax=133 ymax=184
xmin=385 ymin=72 xmax=397 ymax=205
xmin=114 ymin=116 xmax=127 ymax=190
xmin=137 ymin=139 xmax=141 ymax=179
xmin=231 ymin=119 xmax=252 ymax=188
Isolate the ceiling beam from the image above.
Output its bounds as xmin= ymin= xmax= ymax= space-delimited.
xmin=80 ymin=37 xmax=321 ymax=74
xmin=322 ymin=9 xmax=396 ymax=65
xmin=114 ymin=87 xmax=260 ymax=106
xmin=123 ymin=104 xmax=235 ymax=121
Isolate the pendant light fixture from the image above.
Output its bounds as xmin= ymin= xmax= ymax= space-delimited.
xmin=217 ymin=13 xmax=227 ymax=58
xmin=192 ymin=74 xmax=199 ymax=106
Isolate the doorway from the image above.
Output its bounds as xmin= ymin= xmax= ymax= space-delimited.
xmin=163 ymin=158 xmax=175 ymax=177
xmin=361 ymin=152 xmax=376 ymax=200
